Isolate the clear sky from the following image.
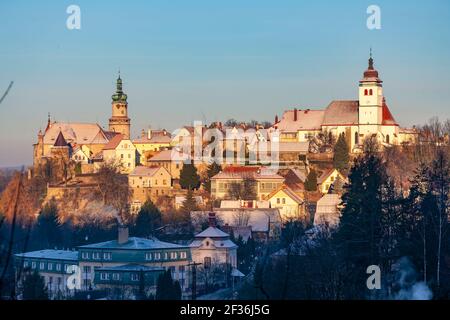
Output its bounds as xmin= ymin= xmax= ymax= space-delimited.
xmin=1 ymin=0 xmax=449 ymax=166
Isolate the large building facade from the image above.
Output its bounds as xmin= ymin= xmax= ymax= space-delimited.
xmin=273 ymin=54 xmax=418 ymax=152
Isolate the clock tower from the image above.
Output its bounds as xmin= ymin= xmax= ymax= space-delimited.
xmin=358 ymin=51 xmax=383 ymax=137
xmin=109 ymin=73 xmax=131 ymax=138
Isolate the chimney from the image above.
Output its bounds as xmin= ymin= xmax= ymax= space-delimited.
xmin=141 ymin=129 xmax=145 ymax=138
xmin=294 ymin=108 xmax=298 ymax=121
xmin=147 ymin=128 xmax=152 ymax=140
xmin=274 ymin=115 xmax=278 ymax=124
xmin=118 ymin=225 xmax=129 ymax=244
xmin=208 ymin=212 xmax=217 ymax=228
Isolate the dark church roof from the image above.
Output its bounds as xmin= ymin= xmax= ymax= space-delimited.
xmin=53 ymin=131 xmax=68 ymax=147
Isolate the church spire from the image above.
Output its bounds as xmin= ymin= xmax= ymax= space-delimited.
xmin=368 ymin=48 xmax=374 ymax=70
xmin=112 ymin=71 xmax=127 ymax=103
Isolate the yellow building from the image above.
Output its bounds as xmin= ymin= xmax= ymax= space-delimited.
xmin=317 ymin=168 xmax=346 ymax=194
xmin=210 ymin=166 xmax=284 ymax=201
xmin=129 ymin=166 xmax=172 ymax=213
xmin=132 ymin=129 xmax=171 ymax=165
xmin=147 ymin=149 xmax=191 ymax=180
xmin=268 ymin=185 xmax=306 ymax=222
xmin=102 ymin=134 xmax=136 ymax=174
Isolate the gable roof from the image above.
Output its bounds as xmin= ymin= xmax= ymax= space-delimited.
xmin=317 ymin=168 xmax=345 ymax=184
xmin=274 ymin=109 xmax=325 ymax=132
xmin=211 ymin=166 xmax=284 ymax=180
xmin=194 ymin=226 xmax=230 ymax=238
xmin=53 ymin=131 xmax=68 ymax=147
xmin=44 ymin=122 xmax=110 ymax=145
xmin=102 ymin=134 xmax=125 ymax=150
xmin=133 ymin=130 xmax=172 ymax=144
xmin=322 ymin=100 xmax=359 ymax=126
xmin=268 ymin=185 xmax=304 ymax=204
xmin=129 ymin=166 xmax=169 ymax=177
xmin=78 ymin=237 xmax=187 ymax=250
xmin=15 ymin=249 xmax=78 ymax=261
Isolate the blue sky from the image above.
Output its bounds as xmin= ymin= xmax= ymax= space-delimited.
xmin=0 ymin=0 xmax=449 ymax=166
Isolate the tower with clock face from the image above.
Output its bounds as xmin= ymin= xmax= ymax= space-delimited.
xmin=109 ymin=73 xmax=131 ymax=138
xmin=358 ymin=53 xmax=383 ymax=137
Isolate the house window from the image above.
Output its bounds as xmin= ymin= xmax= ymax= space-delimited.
xmin=121 ymin=154 xmax=124 ymax=159
xmin=282 ymin=198 xmax=286 ymax=204
xmin=81 ymin=252 xmax=89 ymax=259
xmin=48 ymin=263 xmax=53 ymax=271
xmin=204 ymin=257 xmax=212 ymax=269
xmin=103 ymin=252 xmax=112 ymax=260
xmin=369 ymin=89 xmax=373 ymax=95
xmin=100 ymin=273 xmax=109 ymax=280
xmin=24 ymin=261 xmax=29 ymax=268
xmin=170 ymin=252 xmax=177 ymax=259
xmin=180 ymin=251 xmax=187 ymax=259
xmin=386 ymin=134 xmax=390 ymax=144
xmin=56 ymin=264 xmax=61 ymax=271
xmin=92 ymin=252 xmax=100 ymax=260
xmin=276 ymin=198 xmax=280 ymax=204
xmin=131 ymin=273 xmax=139 ymax=281
xmin=154 ymin=252 xmax=161 ymax=260
xmin=83 ymin=266 xmax=91 ymax=273
xmin=330 ymin=176 xmax=335 ymax=182
xmin=128 ymin=154 xmax=131 ymax=158
xmin=32 ymin=262 xmax=36 ymax=269
xmin=364 ymin=89 xmax=368 ymax=95
xmin=355 ymin=132 xmax=359 ymax=145
xmin=145 ymin=253 xmax=152 ymax=261
xmin=164 ymin=252 xmax=168 ymax=260
xmin=112 ymin=273 xmax=120 ymax=281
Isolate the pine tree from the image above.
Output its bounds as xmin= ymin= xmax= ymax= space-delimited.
xmin=133 ymin=200 xmax=162 ymax=237
xmin=156 ymin=270 xmax=180 ymax=300
xmin=34 ymin=199 xmax=62 ymax=249
xmin=181 ymin=189 xmax=198 ymax=213
xmin=202 ymin=162 xmax=221 ymax=193
xmin=179 ymin=161 xmax=201 ymax=190
xmin=22 ymin=270 xmax=48 ymax=300
xmin=333 ymin=133 xmax=350 ymax=173
xmin=304 ymin=169 xmax=318 ymax=192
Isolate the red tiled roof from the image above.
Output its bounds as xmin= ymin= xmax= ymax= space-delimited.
xmin=381 ymin=101 xmax=398 ymax=126
xmin=102 ymin=134 xmax=124 ymax=150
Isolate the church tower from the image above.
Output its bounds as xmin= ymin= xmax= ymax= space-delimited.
xmin=109 ymin=73 xmax=131 ymax=138
xmin=358 ymin=51 xmax=383 ymax=137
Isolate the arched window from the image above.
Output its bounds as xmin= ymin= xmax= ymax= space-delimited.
xmin=386 ymin=134 xmax=390 ymax=144
xmin=355 ymin=132 xmax=359 ymax=145
xmin=369 ymin=89 xmax=373 ymax=95
xmin=364 ymin=89 xmax=368 ymax=96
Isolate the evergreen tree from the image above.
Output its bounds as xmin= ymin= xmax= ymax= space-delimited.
xmin=333 ymin=133 xmax=350 ymax=173
xmin=34 ymin=199 xmax=62 ymax=249
xmin=202 ymin=162 xmax=221 ymax=193
xmin=22 ymin=270 xmax=48 ymax=300
xmin=179 ymin=162 xmax=200 ymax=190
xmin=133 ymin=200 xmax=162 ymax=237
xmin=156 ymin=270 xmax=181 ymax=300
xmin=334 ymin=150 xmax=388 ymax=298
xmin=181 ymin=189 xmax=198 ymax=212
xmin=304 ymin=169 xmax=318 ymax=192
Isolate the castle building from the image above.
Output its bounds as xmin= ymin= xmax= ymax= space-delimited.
xmin=33 ymin=74 xmax=131 ymax=172
xmin=273 ymin=54 xmax=418 ymax=151
xmin=109 ymin=74 xmax=131 ymax=139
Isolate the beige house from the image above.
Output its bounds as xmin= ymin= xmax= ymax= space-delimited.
xmin=268 ymin=185 xmax=306 ymax=221
xmin=129 ymin=166 xmax=172 ymax=213
xmin=314 ymin=194 xmax=342 ymax=227
xmin=147 ymin=149 xmax=191 ymax=180
xmin=132 ymin=129 xmax=171 ymax=165
xmin=102 ymin=134 xmax=136 ymax=174
xmin=317 ymin=168 xmax=346 ymax=194
xmin=210 ymin=166 xmax=284 ymax=201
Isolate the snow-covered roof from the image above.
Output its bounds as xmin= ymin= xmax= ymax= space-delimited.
xmin=44 ymin=122 xmax=110 ymax=146
xmin=15 ymin=249 xmax=79 ymax=261
xmin=148 ymin=149 xmax=191 ymax=162
xmin=189 ymin=239 xmax=237 ymax=249
xmin=274 ymin=109 xmax=325 ymax=132
xmin=78 ymin=237 xmax=188 ymax=250
xmin=96 ymin=264 xmax=165 ymax=272
xmin=194 ymin=226 xmax=230 ymax=238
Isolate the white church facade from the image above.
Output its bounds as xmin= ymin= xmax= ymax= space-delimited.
xmin=272 ymin=54 xmax=418 ymax=152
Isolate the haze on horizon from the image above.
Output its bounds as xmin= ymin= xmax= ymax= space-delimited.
xmin=1 ymin=0 xmax=449 ymax=167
